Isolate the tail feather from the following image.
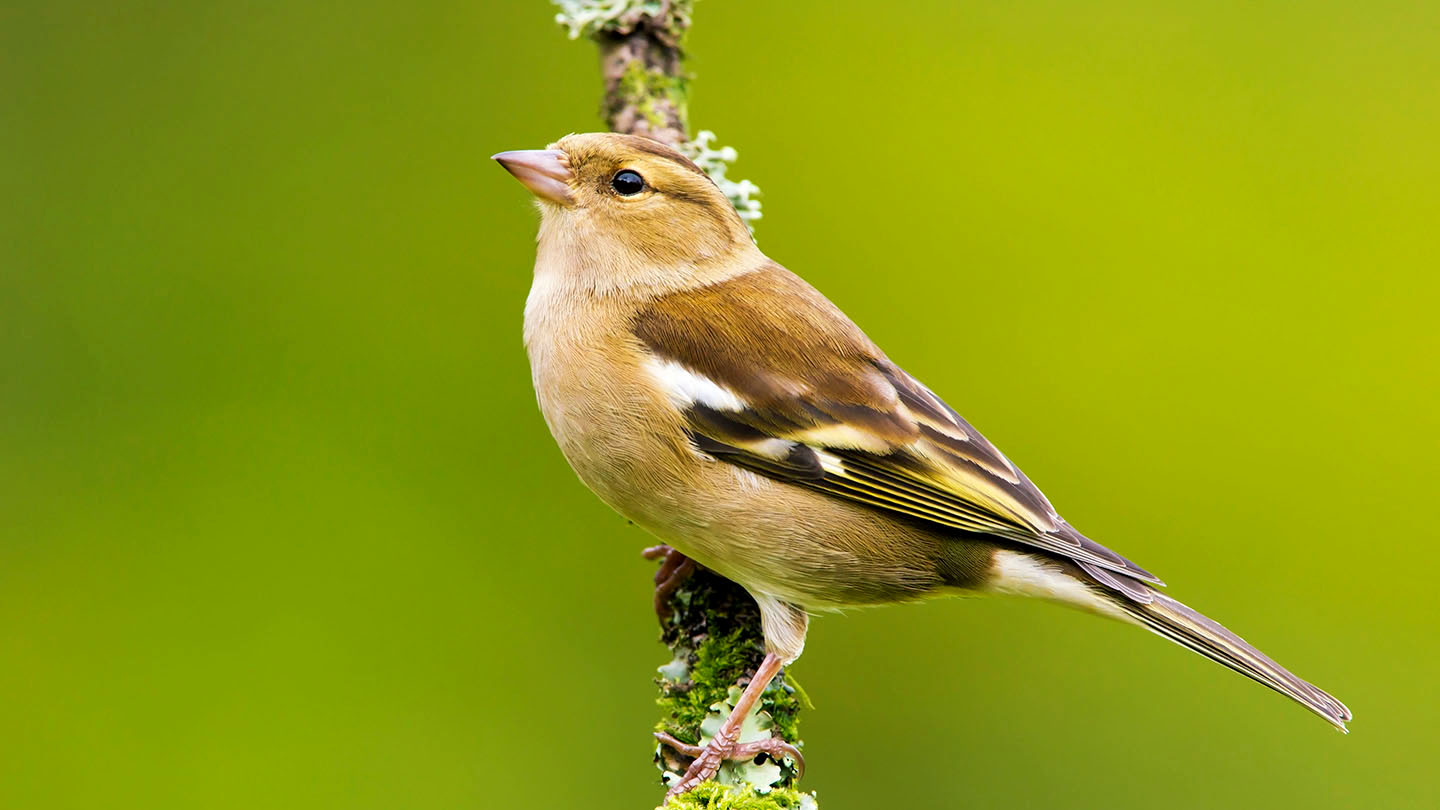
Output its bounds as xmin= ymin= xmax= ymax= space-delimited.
xmin=989 ymin=551 xmax=1351 ymax=730
xmin=1119 ymin=589 xmax=1352 ymax=731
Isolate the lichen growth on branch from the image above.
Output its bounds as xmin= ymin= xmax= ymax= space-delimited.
xmin=554 ymin=0 xmax=694 ymax=41
xmin=680 ymin=131 xmax=763 ymax=234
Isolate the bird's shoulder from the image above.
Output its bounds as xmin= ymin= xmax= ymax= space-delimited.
xmin=630 ymin=261 xmax=889 ymax=411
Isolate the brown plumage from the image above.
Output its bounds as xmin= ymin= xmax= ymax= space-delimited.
xmin=632 ymin=263 xmax=1162 ymax=587
xmin=495 ymin=132 xmax=1350 ymax=795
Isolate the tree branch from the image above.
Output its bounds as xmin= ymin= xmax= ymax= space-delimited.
xmin=598 ymin=14 xmax=689 ymax=143
xmin=556 ymin=0 xmax=691 ymax=144
xmin=550 ymin=2 xmax=808 ymax=808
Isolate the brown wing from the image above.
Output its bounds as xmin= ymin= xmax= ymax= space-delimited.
xmin=632 ymin=262 xmax=1163 ymax=595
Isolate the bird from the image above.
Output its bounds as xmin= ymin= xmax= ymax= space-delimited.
xmin=493 ymin=132 xmax=1351 ymax=796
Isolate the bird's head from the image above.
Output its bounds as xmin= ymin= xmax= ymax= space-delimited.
xmin=494 ymin=132 xmax=759 ymax=294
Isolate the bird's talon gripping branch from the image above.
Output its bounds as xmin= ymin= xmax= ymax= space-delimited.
xmin=652 ymin=730 xmax=705 ymax=758
xmin=646 ymin=544 xmax=696 ymax=622
xmin=736 ymin=738 xmax=806 ymax=778
xmin=656 ymin=652 xmax=798 ymax=797
xmin=656 ymin=731 xmax=808 ymax=780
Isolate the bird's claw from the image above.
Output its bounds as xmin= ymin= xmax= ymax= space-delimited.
xmin=643 ymin=545 xmax=696 ymax=623
xmin=655 ymin=730 xmax=805 ymax=796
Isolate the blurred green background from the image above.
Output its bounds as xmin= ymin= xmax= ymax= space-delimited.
xmin=4 ymin=1 xmax=1437 ymax=807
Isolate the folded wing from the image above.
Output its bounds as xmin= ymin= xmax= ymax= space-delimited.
xmin=632 ymin=262 xmax=1162 ymax=595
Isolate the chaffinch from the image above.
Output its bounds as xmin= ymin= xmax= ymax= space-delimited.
xmin=495 ymin=133 xmax=1350 ymax=796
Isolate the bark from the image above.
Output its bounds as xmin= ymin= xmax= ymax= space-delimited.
xmin=597 ymin=12 xmax=689 ymax=145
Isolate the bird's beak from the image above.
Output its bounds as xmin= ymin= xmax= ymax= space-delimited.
xmin=492 ymin=149 xmax=575 ymax=206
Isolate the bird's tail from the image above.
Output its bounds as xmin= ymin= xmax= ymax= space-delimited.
xmin=1116 ymin=587 xmax=1352 ymax=731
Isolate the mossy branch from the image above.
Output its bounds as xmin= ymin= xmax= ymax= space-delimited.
xmin=652 ymin=569 xmax=812 ymax=808
xmin=549 ymin=2 xmax=803 ymax=808
xmin=556 ymin=0 xmax=693 ymax=145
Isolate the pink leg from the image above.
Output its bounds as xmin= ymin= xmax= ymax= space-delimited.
xmin=658 ymin=652 xmax=794 ymax=797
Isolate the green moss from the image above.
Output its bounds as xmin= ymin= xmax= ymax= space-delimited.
xmin=616 ymin=60 xmax=689 ymax=129
xmin=655 ymin=588 xmax=802 ymax=748
xmin=656 ymin=624 xmax=751 ymax=743
xmin=763 ymin=678 xmax=803 ymax=746
xmin=660 ymin=782 xmax=818 ymax=810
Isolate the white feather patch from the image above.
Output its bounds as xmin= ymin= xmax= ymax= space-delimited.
xmin=752 ymin=592 xmax=808 ymax=664
xmin=645 ymin=357 xmax=747 ymax=411
xmin=987 ymin=551 xmax=1137 ymax=623
xmin=813 ymin=449 xmax=846 ymax=475
xmin=750 ymin=438 xmax=798 ymax=460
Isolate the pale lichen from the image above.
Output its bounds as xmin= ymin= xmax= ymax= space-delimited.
xmin=682 ymin=131 xmax=763 ymax=235
xmin=694 ymin=685 xmax=788 ymax=788
xmin=553 ymin=0 xmax=694 ymax=41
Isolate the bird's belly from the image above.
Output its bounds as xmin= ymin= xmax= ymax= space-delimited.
xmin=648 ymin=463 xmax=985 ymax=608
xmin=526 ymin=318 xmax=712 ymax=533
xmin=544 ymin=399 xmax=977 ymax=608
xmin=525 ymin=310 xmax=992 ymax=609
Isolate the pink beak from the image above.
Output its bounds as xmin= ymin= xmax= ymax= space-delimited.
xmin=492 ymin=149 xmax=575 ymax=206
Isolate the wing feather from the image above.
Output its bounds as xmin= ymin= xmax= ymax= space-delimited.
xmin=633 ymin=263 xmax=1164 ymax=593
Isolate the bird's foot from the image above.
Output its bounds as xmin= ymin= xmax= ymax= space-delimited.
xmin=653 ymin=651 xmax=799 ymax=798
xmin=654 ymin=731 xmax=805 ymax=795
xmin=642 ymin=544 xmax=695 ymax=623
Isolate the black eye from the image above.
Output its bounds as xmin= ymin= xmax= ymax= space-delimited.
xmin=611 ymin=169 xmax=645 ymax=196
